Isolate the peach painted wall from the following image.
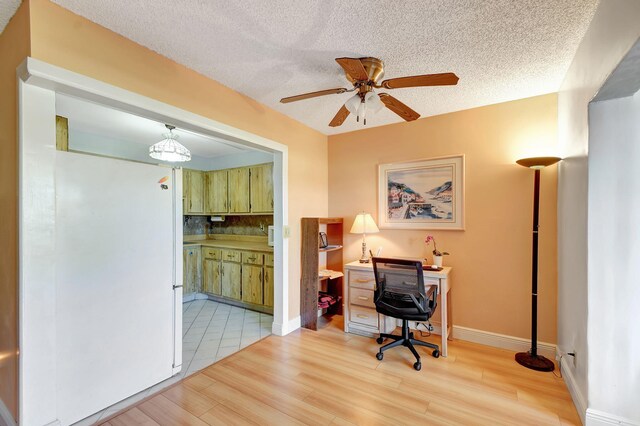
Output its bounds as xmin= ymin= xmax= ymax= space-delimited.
xmin=28 ymin=0 xmax=329 ymax=319
xmin=0 ymin=2 xmax=30 ymax=421
xmin=328 ymin=94 xmax=558 ymax=343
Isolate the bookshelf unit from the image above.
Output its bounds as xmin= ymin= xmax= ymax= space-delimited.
xmin=300 ymin=217 xmax=344 ymax=330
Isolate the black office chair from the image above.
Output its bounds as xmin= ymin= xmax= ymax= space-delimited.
xmin=372 ymin=257 xmax=440 ymax=370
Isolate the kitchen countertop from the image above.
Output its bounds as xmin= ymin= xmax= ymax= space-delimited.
xmin=183 ymin=238 xmax=273 ymax=252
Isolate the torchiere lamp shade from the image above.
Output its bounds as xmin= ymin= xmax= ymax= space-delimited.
xmin=516 ymin=157 xmax=561 ymax=169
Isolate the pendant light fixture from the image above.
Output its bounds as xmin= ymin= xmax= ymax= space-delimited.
xmin=149 ymin=124 xmax=191 ymax=162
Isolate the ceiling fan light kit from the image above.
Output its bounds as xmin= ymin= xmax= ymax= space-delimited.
xmin=280 ymin=57 xmax=459 ymax=127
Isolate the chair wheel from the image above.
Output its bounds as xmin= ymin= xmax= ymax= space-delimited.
xmin=432 ymin=349 xmax=440 ymax=358
xmin=376 ymin=352 xmax=383 ymax=361
xmin=376 ymin=337 xmax=384 ymax=344
xmin=414 ymin=361 xmax=422 ymax=371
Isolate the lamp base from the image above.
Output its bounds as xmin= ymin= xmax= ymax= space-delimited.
xmin=515 ymin=351 xmax=554 ymax=372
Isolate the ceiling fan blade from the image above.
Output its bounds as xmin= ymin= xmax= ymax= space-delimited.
xmin=329 ymin=105 xmax=350 ymax=127
xmin=280 ymin=88 xmax=347 ymax=104
xmin=381 ymin=72 xmax=459 ymax=89
xmin=379 ymin=93 xmax=420 ymax=122
xmin=335 ymin=57 xmax=369 ymax=81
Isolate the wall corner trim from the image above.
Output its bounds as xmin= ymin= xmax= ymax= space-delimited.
xmin=557 ymin=348 xmax=587 ymax=424
xmin=273 ymin=316 xmax=301 ymax=336
xmin=586 ymin=409 xmax=639 ymax=426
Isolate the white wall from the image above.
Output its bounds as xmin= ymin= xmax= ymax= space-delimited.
xmin=557 ymin=0 xmax=640 ymax=423
xmin=587 ymin=92 xmax=640 ymax=424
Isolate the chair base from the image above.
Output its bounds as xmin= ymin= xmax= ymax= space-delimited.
xmin=376 ymin=320 xmax=440 ymax=370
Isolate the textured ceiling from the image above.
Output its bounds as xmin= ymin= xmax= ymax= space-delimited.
xmin=0 ymin=0 xmax=21 ymax=34
xmin=52 ymin=1 xmax=597 ymax=134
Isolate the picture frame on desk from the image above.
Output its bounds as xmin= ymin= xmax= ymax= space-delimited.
xmin=378 ymin=154 xmax=465 ymax=230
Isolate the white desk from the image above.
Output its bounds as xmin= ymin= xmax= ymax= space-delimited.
xmin=343 ymin=261 xmax=452 ymax=357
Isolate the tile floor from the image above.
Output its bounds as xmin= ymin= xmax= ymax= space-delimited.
xmin=74 ymin=300 xmax=272 ymax=425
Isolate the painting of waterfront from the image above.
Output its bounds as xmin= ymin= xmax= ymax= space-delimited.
xmin=378 ymin=156 xmax=465 ymax=230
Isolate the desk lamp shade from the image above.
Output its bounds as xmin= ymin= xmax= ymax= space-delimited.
xmin=515 ymin=156 xmax=561 ymax=372
xmin=350 ymin=213 xmax=379 ymax=263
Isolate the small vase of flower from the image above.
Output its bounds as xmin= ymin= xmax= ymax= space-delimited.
xmin=425 ymin=235 xmax=449 ymax=267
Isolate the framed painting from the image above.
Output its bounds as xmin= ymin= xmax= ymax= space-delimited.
xmin=378 ymin=155 xmax=465 ymax=230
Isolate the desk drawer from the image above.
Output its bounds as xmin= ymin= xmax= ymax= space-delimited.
xmin=350 ymin=288 xmax=375 ymax=308
xmin=350 ymin=306 xmax=378 ymax=328
xmin=349 ymin=271 xmax=376 ymax=290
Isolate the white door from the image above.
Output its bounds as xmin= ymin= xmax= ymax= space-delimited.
xmin=54 ymin=152 xmax=181 ymax=424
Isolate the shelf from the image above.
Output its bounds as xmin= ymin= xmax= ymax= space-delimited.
xmin=319 ymin=244 xmax=342 ymax=253
xmin=318 ymin=218 xmax=343 ymax=225
xmin=301 ymin=217 xmax=344 ymax=330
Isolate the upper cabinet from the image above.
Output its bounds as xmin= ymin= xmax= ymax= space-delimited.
xmin=205 ymin=170 xmax=228 ymax=214
xmin=183 ymin=169 xmax=205 ymax=214
xmin=250 ymin=163 xmax=274 ymax=213
xmin=228 ymin=167 xmax=250 ymax=213
xmin=184 ymin=163 xmax=273 ymax=216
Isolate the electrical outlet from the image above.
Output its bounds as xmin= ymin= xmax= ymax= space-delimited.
xmin=283 ymin=226 xmax=290 ymax=238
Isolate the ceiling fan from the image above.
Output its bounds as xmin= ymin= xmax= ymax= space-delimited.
xmin=280 ymin=57 xmax=459 ymax=127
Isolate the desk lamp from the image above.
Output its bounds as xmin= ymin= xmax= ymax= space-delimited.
xmin=515 ymin=156 xmax=561 ymax=372
xmin=350 ymin=212 xmax=379 ymax=263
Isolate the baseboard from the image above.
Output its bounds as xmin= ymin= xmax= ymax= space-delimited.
xmin=0 ymin=398 xmax=17 ymax=426
xmin=182 ymin=293 xmax=196 ymax=303
xmin=272 ymin=316 xmax=300 ymax=336
xmin=586 ymin=409 xmax=639 ymax=426
xmin=451 ymin=325 xmax=556 ymax=359
xmin=557 ymin=347 xmax=587 ymax=424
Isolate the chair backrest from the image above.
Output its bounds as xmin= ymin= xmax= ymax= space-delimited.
xmin=372 ymin=257 xmax=429 ymax=317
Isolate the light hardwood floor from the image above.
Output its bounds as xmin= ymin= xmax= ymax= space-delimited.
xmin=100 ymin=317 xmax=580 ymax=425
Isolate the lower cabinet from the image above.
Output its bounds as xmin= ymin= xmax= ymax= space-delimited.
xmin=202 ymin=248 xmax=222 ymax=295
xmin=242 ymin=265 xmax=263 ymax=304
xmin=221 ymin=252 xmax=242 ymax=300
xmin=264 ymin=254 xmax=274 ymax=307
xmin=184 ymin=245 xmax=273 ymax=313
xmin=183 ymin=246 xmax=201 ymax=296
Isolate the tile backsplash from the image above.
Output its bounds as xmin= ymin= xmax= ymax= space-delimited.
xmin=183 ymin=215 xmax=273 ymax=236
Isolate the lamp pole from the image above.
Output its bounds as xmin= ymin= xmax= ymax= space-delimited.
xmin=515 ymin=157 xmax=561 ymax=372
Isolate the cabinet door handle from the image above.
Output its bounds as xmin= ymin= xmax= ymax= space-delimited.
xmin=357 ymin=296 xmax=369 ymax=301
xmin=355 ymin=278 xmax=371 ymax=283
xmin=357 ymin=314 xmax=369 ymax=319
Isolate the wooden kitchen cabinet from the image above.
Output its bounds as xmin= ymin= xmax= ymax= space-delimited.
xmin=227 ymin=167 xmax=250 ymax=213
xmin=250 ymin=163 xmax=274 ymax=213
xmin=241 ymin=264 xmax=263 ymax=305
xmin=202 ymin=247 xmax=222 ymax=295
xmin=183 ymin=163 xmax=273 ymax=216
xmin=183 ymin=169 xmax=205 ymax=214
xmin=205 ymin=170 xmax=228 ymax=214
xmin=183 ymin=246 xmax=202 ymax=295
xmin=264 ymin=253 xmax=274 ymax=307
xmin=221 ymin=249 xmax=242 ymax=300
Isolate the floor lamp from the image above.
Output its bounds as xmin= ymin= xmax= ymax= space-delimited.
xmin=515 ymin=156 xmax=561 ymax=372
